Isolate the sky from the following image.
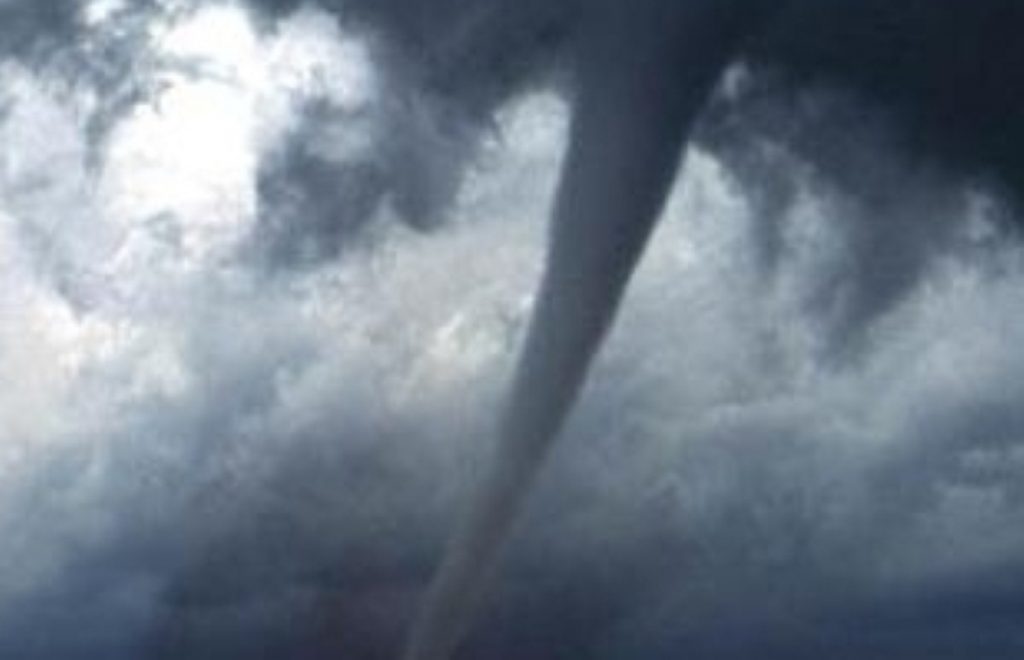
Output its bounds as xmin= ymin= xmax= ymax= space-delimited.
xmin=1 ymin=1 xmax=1024 ymax=658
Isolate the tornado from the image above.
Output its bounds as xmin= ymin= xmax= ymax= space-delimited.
xmin=402 ymin=2 xmax=777 ymax=659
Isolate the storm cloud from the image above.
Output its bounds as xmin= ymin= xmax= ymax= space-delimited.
xmin=1 ymin=1 xmax=1024 ymax=658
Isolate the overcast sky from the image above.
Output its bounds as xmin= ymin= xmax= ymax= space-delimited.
xmin=2 ymin=1 xmax=1024 ymax=658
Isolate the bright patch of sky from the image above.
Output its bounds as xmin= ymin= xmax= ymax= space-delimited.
xmin=99 ymin=2 xmax=376 ymax=260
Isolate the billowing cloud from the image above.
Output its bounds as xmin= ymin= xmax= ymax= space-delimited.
xmin=1 ymin=1 xmax=1024 ymax=659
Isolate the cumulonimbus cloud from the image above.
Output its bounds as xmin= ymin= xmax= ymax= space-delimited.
xmin=2 ymin=1 xmax=1024 ymax=659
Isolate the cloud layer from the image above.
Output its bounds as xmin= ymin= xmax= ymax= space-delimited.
xmin=1 ymin=1 xmax=1024 ymax=658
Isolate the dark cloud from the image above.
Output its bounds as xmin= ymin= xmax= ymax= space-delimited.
xmin=0 ymin=0 xmax=79 ymax=58
xmin=239 ymin=0 xmax=582 ymax=268
xmin=242 ymin=1 xmax=1024 ymax=202
xmin=695 ymin=0 xmax=1024 ymax=354
xmin=243 ymin=0 xmax=1024 ymax=348
xmin=249 ymin=79 xmax=480 ymax=270
xmin=755 ymin=0 xmax=1024 ymax=197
